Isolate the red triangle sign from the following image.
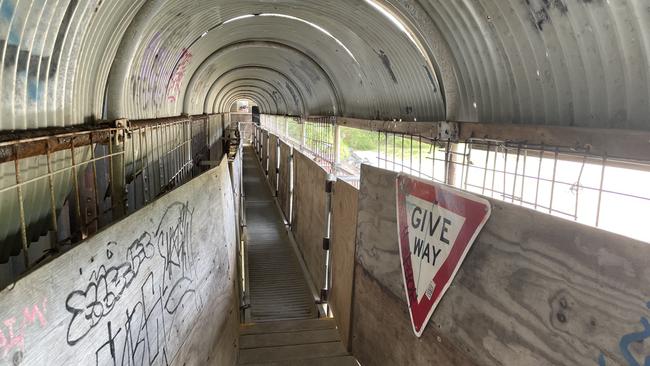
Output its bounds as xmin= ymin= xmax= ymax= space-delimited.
xmin=396 ymin=174 xmax=491 ymax=337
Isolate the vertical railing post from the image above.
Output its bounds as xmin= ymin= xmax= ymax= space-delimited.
xmin=13 ymin=146 xmax=29 ymax=269
xmin=300 ymin=118 xmax=306 ymax=151
xmin=45 ymin=141 xmax=59 ymax=251
xmin=111 ymin=123 xmax=127 ymax=220
xmin=333 ymin=120 xmax=341 ymax=174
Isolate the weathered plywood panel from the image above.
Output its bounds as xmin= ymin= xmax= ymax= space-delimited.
xmin=261 ymin=131 xmax=269 ymax=173
xmin=351 ymin=264 xmax=476 ymax=366
xmin=352 ymin=164 xmax=650 ymax=366
xmin=277 ymin=141 xmax=292 ymax=221
xmin=330 ymin=180 xmax=359 ymax=350
xmin=268 ymin=134 xmax=279 ymax=195
xmin=230 ymin=146 xmax=243 ymax=228
xmin=0 ymin=159 xmax=239 ymax=366
xmin=291 ymin=150 xmax=328 ymax=292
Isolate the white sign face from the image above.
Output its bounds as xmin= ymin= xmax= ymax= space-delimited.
xmin=405 ymin=194 xmax=466 ymax=302
xmin=396 ymin=174 xmax=491 ymax=337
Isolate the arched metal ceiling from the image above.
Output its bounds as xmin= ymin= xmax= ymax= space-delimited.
xmin=0 ymin=0 xmax=648 ymax=130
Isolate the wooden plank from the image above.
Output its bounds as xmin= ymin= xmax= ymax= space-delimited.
xmin=352 ymin=164 xmax=650 ymax=365
xmin=238 ymin=342 xmax=348 ymax=364
xmin=351 ymin=264 xmax=476 ymax=366
xmin=335 ymin=115 xmax=650 ymax=162
xmin=336 ymin=116 xmax=440 ymax=137
xmin=261 ymin=130 xmax=268 ymax=171
xmin=268 ymin=134 xmax=279 ymax=194
xmin=241 ymin=355 xmax=358 ymax=366
xmin=459 ymin=121 xmax=650 ymax=162
xmin=291 ymin=150 xmax=328 ymax=292
xmin=329 ymin=180 xmax=359 ymax=350
xmin=277 ymin=141 xmax=292 ymax=220
xmin=240 ymin=328 xmax=340 ymax=349
xmin=0 ymin=157 xmax=239 ymax=365
xmin=240 ymin=318 xmax=336 ymax=335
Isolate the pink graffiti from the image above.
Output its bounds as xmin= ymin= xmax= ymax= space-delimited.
xmin=140 ymin=32 xmax=169 ymax=110
xmin=0 ymin=299 xmax=48 ymax=359
xmin=167 ymin=48 xmax=193 ymax=103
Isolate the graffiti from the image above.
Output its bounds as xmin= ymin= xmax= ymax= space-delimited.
xmin=65 ymin=201 xmax=200 ymax=365
xmin=599 ymin=302 xmax=650 ymax=366
xmin=0 ymin=299 xmax=48 ymax=360
xmin=0 ymin=0 xmax=75 ymax=107
xmin=95 ymin=273 xmax=167 ymax=366
xmin=525 ymin=0 xmax=568 ymax=32
xmin=65 ymin=234 xmax=155 ymax=345
xmin=167 ymin=49 xmax=193 ymax=103
xmin=155 ymin=203 xmax=196 ymax=314
xmin=139 ymin=32 xmax=169 ymax=110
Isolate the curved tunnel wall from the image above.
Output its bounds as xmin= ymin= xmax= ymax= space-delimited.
xmin=0 ymin=0 xmax=648 ymax=129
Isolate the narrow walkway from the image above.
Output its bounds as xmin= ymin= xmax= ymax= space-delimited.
xmin=243 ymin=146 xmax=317 ymax=322
xmin=239 ymin=145 xmax=358 ymax=365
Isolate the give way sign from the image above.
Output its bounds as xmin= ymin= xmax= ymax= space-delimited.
xmin=396 ymin=173 xmax=491 ymax=337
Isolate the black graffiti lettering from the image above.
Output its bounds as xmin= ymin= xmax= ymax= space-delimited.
xmin=66 ymin=201 xmax=200 ymax=366
xmin=66 ymin=262 xmax=136 ymax=345
xmin=128 ymin=233 xmax=156 ymax=276
xmin=154 ymin=202 xmax=199 ymax=313
xmin=142 ymin=273 xmax=165 ymax=365
xmin=95 ymin=322 xmax=121 ymax=366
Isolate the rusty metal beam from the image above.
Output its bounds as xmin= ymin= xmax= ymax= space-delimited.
xmin=458 ymin=122 xmax=650 ymax=162
xmin=0 ymin=130 xmax=113 ymax=164
xmin=332 ymin=116 xmax=650 ymax=163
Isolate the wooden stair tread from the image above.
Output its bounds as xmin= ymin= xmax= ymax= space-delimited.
xmin=240 ymin=355 xmax=358 ymax=366
xmin=240 ymin=328 xmax=341 ymax=349
xmin=238 ymin=342 xmax=348 ymax=364
xmin=240 ymin=318 xmax=336 ymax=335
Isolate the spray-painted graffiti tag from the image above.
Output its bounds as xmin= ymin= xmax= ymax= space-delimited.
xmin=167 ymin=49 xmax=193 ymax=103
xmin=599 ymin=301 xmax=650 ymax=366
xmin=0 ymin=300 xmax=48 ymax=361
xmin=64 ymin=201 xmax=200 ymax=366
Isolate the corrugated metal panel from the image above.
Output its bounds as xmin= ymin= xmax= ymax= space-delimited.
xmin=404 ymin=0 xmax=650 ymax=129
xmin=0 ymin=0 xmax=145 ymax=130
xmin=0 ymin=0 xmax=649 ymax=279
xmin=1 ymin=0 xmax=646 ymax=129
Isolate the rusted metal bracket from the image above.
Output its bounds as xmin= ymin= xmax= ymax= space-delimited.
xmin=436 ymin=121 xmax=460 ymax=141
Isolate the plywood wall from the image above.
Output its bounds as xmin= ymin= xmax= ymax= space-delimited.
xmin=277 ymin=141 xmax=292 ymax=221
xmin=261 ymin=131 xmax=269 ymax=174
xmin=0 ymin=158 xmax=239 ymax=366
xmin=268 ymin=134 xmax=279 ymax=196
xmin=352 ymin=164 xmax=650 ymax=366
xmin=291 ymin=150 xmax=328 ymax=292
xmin=330 ymin=180 xmax=359 ymax=350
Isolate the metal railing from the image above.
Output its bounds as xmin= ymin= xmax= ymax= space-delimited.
xmin=0 ymin=114 xmax=227 ymax=287
xmin=257 ymin=114 xmax=650 ymax=243
xmin=261 ymin=114 xmax=336 ymax=173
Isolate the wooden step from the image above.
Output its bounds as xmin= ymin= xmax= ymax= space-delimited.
xmin=240 ymin=318 xmax=336 ymax=335
xmin=238 ymin=342 xmax=348 ymax=364
xmin=241 ymin=328 xmax=341 ymax=349
xmin=241 ymin=355 xmax=358 ymax=366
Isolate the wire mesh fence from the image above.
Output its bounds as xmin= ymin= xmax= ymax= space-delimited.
xmin=0 ymin=114 xmax=227 ymax=286
xmin=258 ymin=114 xmax=650 ymax=243
xmin=260 ymin=115 xmax=336 ymax=173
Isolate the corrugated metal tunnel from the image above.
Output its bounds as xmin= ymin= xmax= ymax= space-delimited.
xmin=0 ymin=0 xmax=649 ymax=365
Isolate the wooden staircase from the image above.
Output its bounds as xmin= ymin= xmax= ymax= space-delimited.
xmin=237 ymin=318 xmax=358 ymax=365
